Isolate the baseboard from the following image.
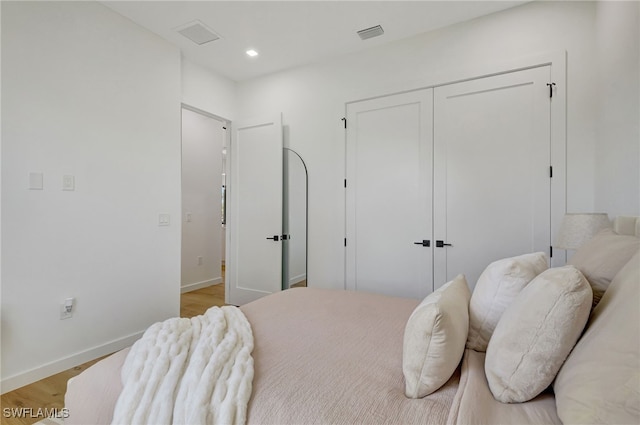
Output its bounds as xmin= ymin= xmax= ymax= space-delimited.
xmin=289 ymin=273 xmax=307 ymax=285
xmin=0 ymin=331 xmax=143 ymax=394
xmin=180 ymin=277 xmax=222 ymax=294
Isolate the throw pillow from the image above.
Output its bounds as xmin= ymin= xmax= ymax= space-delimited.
xmin=403 ymin=274 xmax=471 ymax=398
xmin=554 ymin=252 xmax=640 ymax=424
xmin=466 ymin=252 xmax=548 ymax=352
xmin=485 ymin=266 xmax=592 ymax=403
xmin=568 ymin=228 xmax=639 ymax=306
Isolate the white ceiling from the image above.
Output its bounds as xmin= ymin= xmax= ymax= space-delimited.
xmin=102 ymin=1 xmax=528 ymax=82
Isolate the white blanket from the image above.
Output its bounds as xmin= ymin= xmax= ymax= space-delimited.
xmin=111 ymin=306 xmax=254 ymax=425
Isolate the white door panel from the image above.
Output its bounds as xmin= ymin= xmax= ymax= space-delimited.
xmin=228 ymin=116 xmax=283 ymax=305
xmin=346 ymin=89 xmax=433 ymax=299
xmin=433 ymin=66 xmax=551 ymax=290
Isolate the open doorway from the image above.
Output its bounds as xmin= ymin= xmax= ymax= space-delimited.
xmin=180 ymin=105 xmax=228 ymax=316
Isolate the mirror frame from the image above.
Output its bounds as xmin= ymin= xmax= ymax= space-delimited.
xmin=282 ymin=148 xmax=308 ymax=290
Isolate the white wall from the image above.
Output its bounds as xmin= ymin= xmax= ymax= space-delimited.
xmin=1 ymin=1 xmax=181 ymax=391
xmin=181 ymin=108 xmax=224 ymax=292
xmin=236 ymin=0 xmax=633 ymax=290
xmin=180 ymin=58 xmax=236 ymax=273
xmin=594 ymin=1 xmax=640 ymax=216
xmin=182 ymin=58 xmax=236 ymax=121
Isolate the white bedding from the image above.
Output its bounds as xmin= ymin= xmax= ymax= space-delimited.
xmin=67 ymin=289 xmax=562 ymax=425
xmin=447 ymin=349 xmax=560 ymax=425
xmin=111 ymin=306 xmax=254 ymax=425
xmin=66 ymin=289 xmax=460 ymax=425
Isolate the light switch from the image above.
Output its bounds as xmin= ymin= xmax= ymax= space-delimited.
xmin=63 ymin=175 xmax=75 ymax=191
xmin=186 ymin=212 xmax=192 ymax=222
xmin=159 ymin=213 xmax=171 ymax=226
xmin=29 ymin=172 xmax=44 ymax=190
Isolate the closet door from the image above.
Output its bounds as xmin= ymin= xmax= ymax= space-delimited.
xmin=227 ymin=115 xmax=283 ymax=305
xmin=346 ymin=89 xmax=433 ymax=299
xmin=433 ymin=66 xmax=551 ymax=290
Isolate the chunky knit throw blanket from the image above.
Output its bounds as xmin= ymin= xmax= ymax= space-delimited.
xmin=111 ymin=306 xmax=254 ymax=425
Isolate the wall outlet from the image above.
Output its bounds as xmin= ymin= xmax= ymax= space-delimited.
xmin=60 ymin=298 xmax=74 ymax=320
xmin=62 ymin=175 xmax=75 ymax=191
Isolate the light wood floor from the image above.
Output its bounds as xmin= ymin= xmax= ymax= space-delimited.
xmin=291 ymin=280 xmax=307 ymax=288
xmin=0 ymin=283 xmax=227 ymax=425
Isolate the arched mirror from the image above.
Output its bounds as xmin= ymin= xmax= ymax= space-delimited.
xmin=282 ymin=148 xmax=308 ymax=289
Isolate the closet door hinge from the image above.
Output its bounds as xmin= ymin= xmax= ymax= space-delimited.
xmin=341 ymin=117 xmax=347 ymax=129
xmin=344 ymin=238 xmax=347 ymax=247
xmin=546 ymin=82 xmax=556 ymax=98
xmin=549 ymin=166 xmax=553 ymax=178
xmin=344 ymin=179 xmax=347 ymax=188
xmin=550 ymin=245 xmax=553 ymax=258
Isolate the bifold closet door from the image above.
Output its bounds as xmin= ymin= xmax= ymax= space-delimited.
xmin=227 ymin=115 xmax=283 ymax=305
xmin=433 ymin=66 xmax=552 ymax=290
xmin=346 ymin=89 xmax=434 ymax=299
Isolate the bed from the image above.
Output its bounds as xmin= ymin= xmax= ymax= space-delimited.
xmin=65 ymin=216 xmax=640 ymax=424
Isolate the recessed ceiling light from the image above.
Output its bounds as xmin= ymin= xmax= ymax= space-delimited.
xmin=246 ymin=49 xmax=259 ymax=57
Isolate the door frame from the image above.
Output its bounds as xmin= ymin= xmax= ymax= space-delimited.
xmin=341 ymin=50 xmax=567 ymax=288
xmin=180 ymin=103 xmax=231 ymax=294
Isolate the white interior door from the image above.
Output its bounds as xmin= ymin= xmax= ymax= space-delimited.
xmin=433 ymin=66 xmax=551 ymax=290
xmin=346 ymin=89 xmax=433 ymax=300
xmin=227 ymin=115 xmax=283 ymax=305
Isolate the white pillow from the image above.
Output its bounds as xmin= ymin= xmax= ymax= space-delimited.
xmin=466 ymin=252 xmax=548 ymax=352
xmin=403 ymin=274 xmax=470 ymax=398
xmin=568 ymin=228 xmax=640 ymax=307
xmin=485 ymin=266 xmax=592 ymax=403
xmin=554 ymin=252 xmax=640 ymax=424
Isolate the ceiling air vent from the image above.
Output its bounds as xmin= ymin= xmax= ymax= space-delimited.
xmin=176 ymin=20 xmax=221 ymax=45
xmin=357 ymin=25 xmax=384 ymax=40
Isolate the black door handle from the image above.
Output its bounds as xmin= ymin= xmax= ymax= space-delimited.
xmin=413 ymin=240 xmax=430 ymax=247
xmin=436 ymin=240 xmax=452 ymax=248
xmin=281 ymin=234 xmax=290 ymax=240
xmin=266 ymin=235 xmax=280 ymax=241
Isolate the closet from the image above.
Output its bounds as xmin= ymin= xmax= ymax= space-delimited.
xmin=346 ymin=66 xmax=554 ymax=299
